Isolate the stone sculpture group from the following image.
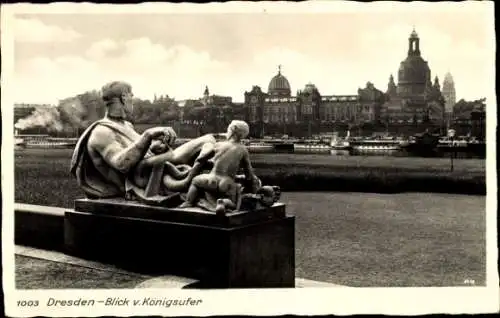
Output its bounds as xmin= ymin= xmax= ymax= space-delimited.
xmin=70 ymin=81 xmax=280 ymax=214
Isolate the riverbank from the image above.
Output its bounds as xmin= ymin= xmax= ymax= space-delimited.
xmin=250 ymin=153 xmax=485 ymax=194
xmin=14 ymin=149 xmax=485 ymax=208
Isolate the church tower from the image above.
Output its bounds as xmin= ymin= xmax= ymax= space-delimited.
xmin=442 ymin=72 xmax=456 ymax=113
xmin=397 ymin=28 xmax=431 ymax=98
xmin=433 ymin=76 xmax=441 ymax=91
xmin=386 ymin=74 xmax=397 ymax=97
xmin=202 ymin=85 xmax=210 ymax=106
xmin=408 ymin=28 xmax=421 ymax=56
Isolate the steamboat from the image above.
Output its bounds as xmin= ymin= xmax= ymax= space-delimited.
xmin=330 ymin=131 xmax=406 ymax=153
xmin=14 ymin=133 xmax=78 ymax=149
xmin=349 ymin=138 xmax=405 ymax=152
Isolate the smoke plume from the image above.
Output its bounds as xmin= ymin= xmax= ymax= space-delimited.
xmin=14 ymin=98 xmax=93 ymax=132
xmin=15 ymin=106 xmax=64 ymax=131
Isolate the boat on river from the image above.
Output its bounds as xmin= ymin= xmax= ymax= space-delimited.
xmin=330 ymin=130 xmax=406 ymax=152
xmin=14 ymin=134 xmax=78 ymax=149
xmin=330 ymin=132 xmax=352 ymax=150
xmin=436 ymin=136 xmax=486 ymax=155
xmin=349 ymin=138 xmax=404 ymax=152
xmin=246 ymin=142 xmax=274 ymax=152
xmin=294 ymin=143 xmax=331 ymax=152
xmin=15 ymin=137 xmax=26 ymax=149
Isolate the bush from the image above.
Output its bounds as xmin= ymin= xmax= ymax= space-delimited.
xmin=255 ymin=167 xmax=485 ymax=195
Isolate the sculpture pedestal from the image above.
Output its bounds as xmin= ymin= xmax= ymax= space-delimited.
xmin=64 ymin=198 xmax=295 ymax=288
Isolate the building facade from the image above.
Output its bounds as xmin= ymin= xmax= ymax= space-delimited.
xmin=244 ymin=68 xmax=385 ymax=138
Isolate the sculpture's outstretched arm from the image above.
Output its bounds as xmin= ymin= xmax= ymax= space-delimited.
xmin=137 ymin=133 xmax=217 ymax=168
xmin=138 ymin=148 xmax=176 ymax=167
xmin=88 ymin=125 xmax=153 ymax=174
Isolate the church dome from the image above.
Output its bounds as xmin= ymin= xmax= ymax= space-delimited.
xmin=268 ymin=66 xmax=291 ymax=97
xmin=398 ymin=55 xmax=431 ymax=86
xmin=397 ymin=29 xmax=431 ymax=94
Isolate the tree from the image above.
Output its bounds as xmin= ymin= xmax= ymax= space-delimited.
xmin=453 ymin=98 xmax=486 ymax=120
xmin=221 ymin=105 xmax=234 ymax=125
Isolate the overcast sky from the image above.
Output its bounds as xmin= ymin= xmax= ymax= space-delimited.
xmin=10 ymin=1 xmax=495 ymax=105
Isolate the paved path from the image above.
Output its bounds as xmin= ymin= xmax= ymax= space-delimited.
xmin=14 ymin=245 xmax=350 ymax=289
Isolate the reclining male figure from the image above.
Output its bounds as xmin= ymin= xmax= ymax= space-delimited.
xmin=71 ymin=81 xmax=216 ymax=201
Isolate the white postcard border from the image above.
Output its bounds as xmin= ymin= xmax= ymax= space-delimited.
xmin=2 ymin=2 xmax=498 ymax=317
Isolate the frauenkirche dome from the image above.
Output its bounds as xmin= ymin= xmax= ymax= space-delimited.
xmin=268 ymin=66 xmax=291 ymax=97
xmin=397 ymin=28 xmax=431 ymax=97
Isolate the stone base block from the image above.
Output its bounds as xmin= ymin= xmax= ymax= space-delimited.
xmin=15 ymin=204 xmax=65 ymax=251
xmin=64 ymin=198 xmax=295 ymax=288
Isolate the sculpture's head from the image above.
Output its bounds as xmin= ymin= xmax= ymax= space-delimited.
xmin=227 ymin=120 xmax=249 ymax=141
xmin=101 ymin=81 xmax=134 ymax=119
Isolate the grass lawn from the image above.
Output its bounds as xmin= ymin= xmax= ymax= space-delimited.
xmin=249 ymin=153 xmax=485 ymax=194
xmin=250 ymin=152 xmax=485 ymax=173
xmin=285 ymin=192 xmax=485 ymax=287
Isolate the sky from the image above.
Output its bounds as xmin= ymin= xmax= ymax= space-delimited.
xmin=9 ymin=2 xmax=496 ymax=105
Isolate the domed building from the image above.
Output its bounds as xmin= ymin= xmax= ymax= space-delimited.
xmin=268 ymin=66 xmax=291 ymax=97
xmin=383 ymin=28 xmax=445 ymax=130
xmin=244 ymin=66 xmax=384 ymax=138
xmin=397 ymin=29 xmax=432 ymax=97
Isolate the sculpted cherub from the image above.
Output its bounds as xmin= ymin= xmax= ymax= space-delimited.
xmin=179 ymin=120 xmax=261 ymax=214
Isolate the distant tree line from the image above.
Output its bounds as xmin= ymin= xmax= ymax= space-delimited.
xmin=16 ymin=89 xmax=246 ymax=137
xmin=452 ymin=98 xmax=486 ymax=120
xmin=65 ymin=90 xmax=182 ymax=125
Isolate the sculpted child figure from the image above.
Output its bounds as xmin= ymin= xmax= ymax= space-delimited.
xmin=179 ymin=120 xmax=259 ymax=214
